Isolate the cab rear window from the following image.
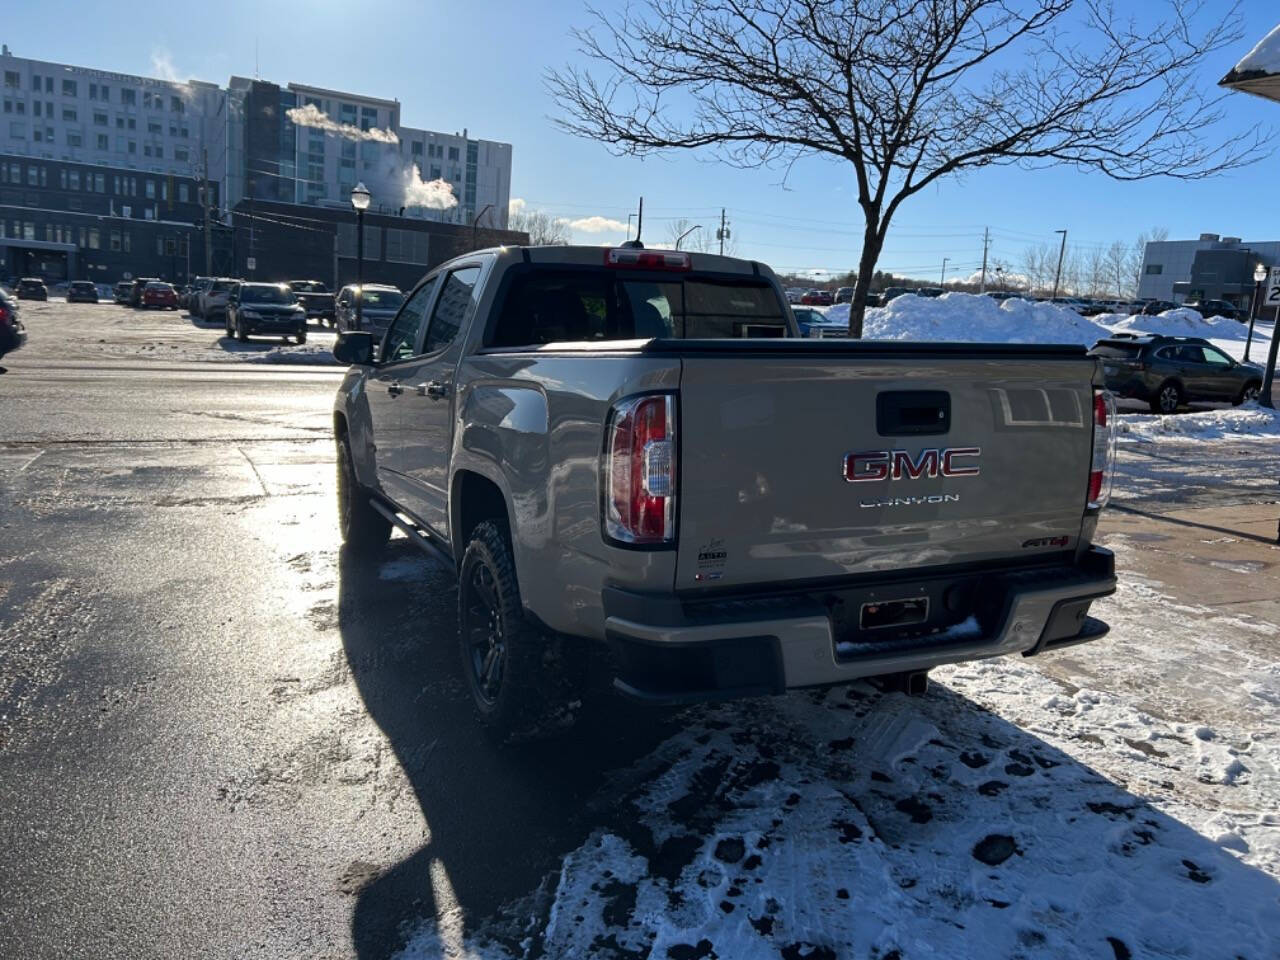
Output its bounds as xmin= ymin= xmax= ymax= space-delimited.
xmin=489 ymin=269 xmax=788 ymax=346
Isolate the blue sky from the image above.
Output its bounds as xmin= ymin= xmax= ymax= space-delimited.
xmin=8 ymin=0 xmax=1279 ymax=281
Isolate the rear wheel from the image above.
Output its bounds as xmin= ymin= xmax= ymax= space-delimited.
xmin=1151 ymin=380 xmax=1182 ymax=415
xmin=1235 ymin=380 xmax=1262 ymax=406
xmin=235 ymin=316 xmax=248 ymax=342
xmin=336 ymin=435 xmax=391 ymax=553
xmin=458 ymin=520 xmax=579 ymax=742
xmin=296 ymin=331 xmax=307 ymax=345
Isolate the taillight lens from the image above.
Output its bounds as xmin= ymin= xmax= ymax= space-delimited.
xmin=1088 ymin=389 xmax=1117 ymax=510
xmin=604 ymin=248 xmax=691 ymax=271
xmin=604 ymin=394 xmax=677 ymax=545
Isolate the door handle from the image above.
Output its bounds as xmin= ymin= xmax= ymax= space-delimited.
xmin=387 ymin=381 xmax=403 ymax=397
xmin=417 ymin=381 xmax=449 ymax=399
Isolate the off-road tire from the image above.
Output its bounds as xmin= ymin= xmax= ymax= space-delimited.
xmin=1151 ymin=380 xmax=1181 ymax=415
xmin=458 ymin=520 xmax=579 ymax=743
xmin=336 ymin=435 xmax=391 ymax=553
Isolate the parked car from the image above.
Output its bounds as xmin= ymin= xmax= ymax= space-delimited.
xmin=15 ymin=278 xmax=48 ymax=301
xmin=835 ymin=286 xmax=854 ymax=304
xmin=289 ymin=280 xmax=336 ymax=324
xmin=880 ymin=286 xmax=912 ymax=302
xmin=128 ymin=277 xmax=161 ymax=307
xmin=199 ymin=278 xmax=240 ymax=322
xmin=113 ymin=280 xmax=134 ymax=305
xmin=1140 ymin=299 xmax=1177 ymax=316
xmin=1184 ymin=299 xmax=1245 ymax=322
xmin=792 ymin=306 xmax=849 ymax=338
xmin=186 ymin=277 xmax=214 ymax=317
xmin=1090 ymin=333 xmax=1262 ymax=413
xmin=329 ymin=244 xmax=1117 ymax=740
xmin=800 ymin=289 xmax=833 ymax=306
xmin=335 ymin=284 xmax=405 ymax=341
xmin=225 ymin=281 xmax=307 ymax=343
xmin=0 ymin=287 xmax=25 ymax=362
xmin=141 ymin=282 xmax=179 ymax=310
xmin=785 ymin=287 xmax=806 ymax=304
xmin=917 ymin=287 xmax=944 ymax=298
xmin=66 ymin=280 xmax=100 ymax=304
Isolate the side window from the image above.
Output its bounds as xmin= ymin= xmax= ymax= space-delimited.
xmin=1201 ymin=346 xmax=1233 ymax=367
xmin=381 ymin=278 xmax=438 ymax=363
xmin=1155 ymin=346 xmax=1180 ymax=362
xmin=1177 ymin=345 xmax=1206 ymax=364
xmin=424 ymin=266 xmax=481 ymax=354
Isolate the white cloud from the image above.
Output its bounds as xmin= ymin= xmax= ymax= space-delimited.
xmin=566 ymin=215 xmax=629 ymax=234
xmin=402 ymin=165 xmax=458 ymax=210
xmin=285 ymin=103 xmax=399 ymax=144
xmin=508 ymin=197 xmax=527 ymax=216
xmin=150 ymin=49 xmax=186 ymax=83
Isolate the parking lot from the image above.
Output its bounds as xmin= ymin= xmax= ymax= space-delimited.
xmin=1 ymin=300 xmax=1279 ymax=959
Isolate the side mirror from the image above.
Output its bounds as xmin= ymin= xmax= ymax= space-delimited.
xmin=334 ymin=330 xmax=375 ymax=366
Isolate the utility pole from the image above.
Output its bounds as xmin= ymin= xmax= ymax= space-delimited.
xmin=202 ymin=147 xmax=212 ymax=276
xmin=1051 ymin=229 xmax=1068 ymax=300
xmin=979 ymin=227 xmax=990 ymax=293
xmin=717 ymin=208 xmax=729 ymax=256
xmin=940 ymin=257 xmax=949 ymax=286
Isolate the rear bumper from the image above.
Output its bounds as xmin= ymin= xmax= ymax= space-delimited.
xmin=604 ymin=546 xmax=1116 ymax=703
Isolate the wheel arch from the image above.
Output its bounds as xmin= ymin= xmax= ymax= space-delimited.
xmin=451 ymin=469 xmax=516 ymax=569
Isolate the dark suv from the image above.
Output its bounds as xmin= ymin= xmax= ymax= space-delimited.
xmin=16 ymin=278 xmax=48 ymax=301
xmin=1090 ymin=334 xmax=1262 ymax=413
xmin=1185 ymin=299 xmax=1245 ymax=322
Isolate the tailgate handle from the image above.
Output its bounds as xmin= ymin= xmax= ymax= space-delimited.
xmin=877 ymin=391 xmax=950 ymax=436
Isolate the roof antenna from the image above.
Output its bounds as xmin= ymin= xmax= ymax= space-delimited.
xmin=620 ymin=196 xmax=644 ymax=248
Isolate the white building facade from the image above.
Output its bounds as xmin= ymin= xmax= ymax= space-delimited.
xmin=1138 ymin=233 xmax=1280 ymax=304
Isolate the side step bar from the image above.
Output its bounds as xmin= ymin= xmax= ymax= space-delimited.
xmin=369 ymin=499 xmax=455 ymax=569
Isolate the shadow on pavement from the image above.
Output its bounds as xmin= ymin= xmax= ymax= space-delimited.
xmin=337 ymin=542 xmax=682 ymax=958
xmin=340 ymin=543 xmax=1280 ymax=958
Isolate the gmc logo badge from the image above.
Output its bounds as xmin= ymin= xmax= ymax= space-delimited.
xmin=843 ymin=447 xmax=981 ymax=483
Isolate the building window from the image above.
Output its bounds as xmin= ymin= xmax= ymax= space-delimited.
xmin=8 ymin=121 xmax=25 ymax=138
xmin=26 ymin=165 xmax=37 ymax=186
xmin=1145 ymin=264 xmax=1163 ymax=275
xmin=101 ymin=85 xmax=110 ymax=102
xmin=147 ymin=120 xmax=161 ymax=134
xmin=115 ymin=116 xmax=123 ymax=128
xmin=145 ymin=180 xmax=156 ymax=199
xmin=336 ymin=222 xmax=357 ymax=256
xmin=88 ymin=228 xmax=100 ymax=249
xmin=174 ymin=147 xmax=188 ymax=162
xmin=23 ymin=222 xmax=35 ymax=240
xmin=44 ymin=77 xmax=53 ymax=93
xmin=63 ymin=107 xmax=77 ymax=122
xmin=178 ymin=183 xmax=189 ymax=202
xmin=95 ymin=173 xmax=105 ymax=193
xmin=123 ymin=231 xmax=131 ymax=252
xmin=32 ymin=101 xmax=40 ymax=117
xmin=97 ymin=134 xmax=109 ymax=150
xmin=31 ymin=74 xmax=41 ymax=91
xmin=89 ymin=83 xmax=98 ymax=100
xmin=67 ymin=131 xmax=82 ymax=147
xmin=94 ymin=112 xmax=107 ymax=126
xmin=128 ymin=140 xmax=136 ymax=154
xmin=161 ymin=180 xmax=169 ymax=201
xmin=3 ymin=71 xmax=19 ymax=89
xmin=385 ymin=228 xmax=430 ymax=264
xmin=62 ymin=79 xmax=77 ymax=97
xmin=144 ymin=145 xmax=152 ymax=157
xmin=155 ymin=145 xmax=164 ymax=159
xmin=122 ymin=88 xmax=136 ymax=105
xmin=33 ymin=128 xmax=42 ymax=142
xmin=171 ymin=96 xmax=183 ymax=113
xmin=69 ymin=170 xmax=80 ymax=189
xmin=448 ymin=146 xmax=459 ymax=161
xmin=411 ymin=141 xmax=423 ymax=156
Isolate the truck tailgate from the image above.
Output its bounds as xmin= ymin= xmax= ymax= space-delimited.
xmin=674 ymin=344 xmax=1097 ymax=590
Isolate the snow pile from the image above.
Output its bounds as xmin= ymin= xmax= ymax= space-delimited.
xmin=1120 ymin=405 xmax=1280 ymax=442
xmin=1110 ymin=309 xmax=1250 ymax=341
xmin=1233 ymin=22 xmax=1280 ymax=77
xmin=831 ymin=293 xmax=1111 ymax=346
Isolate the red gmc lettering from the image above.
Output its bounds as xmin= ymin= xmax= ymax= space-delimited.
xmin=845 ymin=447 xmax=981 ymax=483
xmin=891 ymin=449 xmax=940 ymax=480
xmin=941 ymin=447 xmax=981 ymax=477
xmin=843 ymin=451 xmax=890 ymax=482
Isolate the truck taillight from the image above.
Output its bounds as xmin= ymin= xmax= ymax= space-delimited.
xmin=604 ymin=248 xmax=691 ymax=271
xmin=1088 ymin=389 xmax=1117 ymax=510
xmin=604 ymin=394 xmax=677 ymax=545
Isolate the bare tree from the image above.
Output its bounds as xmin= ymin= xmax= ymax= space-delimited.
xmin=663 ymin=217 xmax=713 ymax=251
xmin=549 ymin=0 xmax=1269 ymax=336
xmin=1130 ymin=226 xmax=1170 ymax=294
xmin=507 ymin=207 xmax=571 ymax=246
xmin=1086 ymin=247 xmax=1109 ymax=298
xmin=1106 ymin=241 xmax=1131 ymax=299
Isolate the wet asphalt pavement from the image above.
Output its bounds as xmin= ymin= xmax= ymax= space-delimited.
xmin=0 ymin=344 xmax=676 ymax=958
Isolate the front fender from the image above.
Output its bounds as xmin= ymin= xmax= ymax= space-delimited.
xmin=335 ymin=368 xmax=378 ymax=488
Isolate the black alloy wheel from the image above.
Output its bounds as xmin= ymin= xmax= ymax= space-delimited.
xmin=462 ymin=561 xmax=506 ymax=705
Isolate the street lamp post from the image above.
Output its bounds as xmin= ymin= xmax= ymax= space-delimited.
xmin=1246 ymin=262 xmax=1267 ymax=363
xmin=940 ymin=257 xmax=949 ymax=286
xmin=472 ymin=203 xmax=495 ymax=250
xmin=350 ymin=182 xmax=371 ymax=330
xmin=1051 ymin=229 xmax=1068 ymax=301
xmin=675 ymin=224 xmax=702 ymax=250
